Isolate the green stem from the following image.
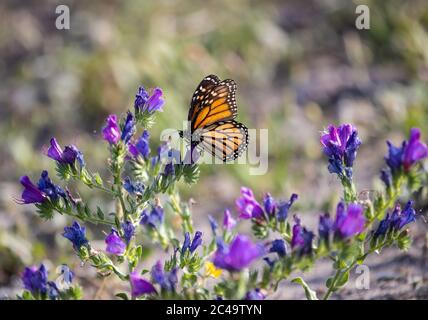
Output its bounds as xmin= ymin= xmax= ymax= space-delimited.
xmin=58 ymin=206 xmax=115 ymax=226
xmin=113 ymin=170 xmax=127 ymax=221
xmin=341 ymin=177 xmax=357 ymax=202
xmin=323 ymin=260 xmax=356 ymax=300
xmin=323 ymin=240 xmax=387 ymax=300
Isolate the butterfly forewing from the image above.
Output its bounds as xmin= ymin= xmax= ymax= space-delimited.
xmin=199 ymin=120 xmax=249 ymax=162
xmin=189 ymin=77 xmax=237 ymax=132
xmin=188 ymin=75 xmax=220 ymax=122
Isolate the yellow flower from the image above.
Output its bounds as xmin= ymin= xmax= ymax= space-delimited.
xmin=205 ymin=261 xmax=222 ymax=278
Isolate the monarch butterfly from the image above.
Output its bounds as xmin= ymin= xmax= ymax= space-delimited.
xmin=179 ymin=75 xmax=249 ymax=162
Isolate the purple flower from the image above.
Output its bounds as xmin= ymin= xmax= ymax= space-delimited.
xmin=151 ymin=141 xmax=170 ymax=167
xmin=235 ymin=187 xmax=264 ymax=219
xmin=334 ymin=202 xmax=366 ymax=238
xmin=65 ymin=188 xmax=78 ymax=206
xmin=37 ymin=170 xmax=66 ymax=202
xmin=190 ymin=231 xmax=202 ymax=252
xmin=385 ymin=141 xmax=404 ymax=173
xmin=385 ymin=128 xmax=428 ymax=173
xmin=263 ymin=257 xmax=275 ymax=269
xmin=374 ymin=213 xmax=391 ymax=238
xmin=291 ymin=216 xmax=314 ymax=255
xmin=269 ymin=239 xmax=286 ymax=257
xmin=223 ymin=209 xmax=237 ymax=230
xmin=181 ymin=231 xmax=202 ymax=254
xmin=22 ymin=264 xmax=48 ymax=295
xmin=123 ymin=177 xmax=145 ymax=195
xmin=47 ymin=281 xmax=59 ymax=300
xmin=18 ymin=171 xmax=66 ymax=204
xmin=47 ymin=138 xmax=84 ymax=167
xmin=58 ymin=264 xmax=74 ymax=285
xmin=277 ymin=193 xmax=298 ymax=222
xmin=122 ymin=220 xmax=135 ymax=244
xmin=47 ymin=137 xmax=63 ymax=162
xmin=105 ymin=229 xmax=126 ymax=255
xmin=134 ymin=86 xmax=149 ymax=112
xmin=163 ymin=162 xmax=175 ymax=177
xmin=374 ymin=201 xmax=416 ymax=237
xmin=208 ymin=215 xmax=218 ymax=235
xmin=102 ymin=114 xmax=121 ymax=144
xmin=245 ymin=288 xmax=265 ymax=300
xmin=263 ymin=193 xmax=276 ymax=216
xmin=130 ymin=272 xmax=157 ymax=297
xmin=151 ymin=261 xmax=177 ymax=291
xmin=320 ymin=124 xmax=361 ymax=178
xmin=121 ymin=111 xmax=136 ymax=144
xmin=181 ymin=232 xmax=190 ymax=254
xmin=213 ymin=234 xmax=263 ymax=271
xmin=380 ymin=169 xmax=392 ymax=189
xmin=140 ymin=206 xmax=164 ymax=229
xmin=344 ymin=130 xmax=361 ymax=167
xmin=146 ymin=87 xmax=165 ymax=112
xmin=134 ymin=86 xmax=164 ymax=113
xmin=318 ymin=213 xmax=333 ymax=241
xmin=18 ymin=175 xmax=47 ymax=204
xmin=321 ymin=124 xmax=355 ymax=160
xmin=62 ymin=221 xmax=89 ymax=250
xmin=129 ymin=130 xmax=150 ymax=159
xmin=391 ymin=201 xmax=416 ymax=230
xmin=403 ymin=128 xmax=428 ymax=171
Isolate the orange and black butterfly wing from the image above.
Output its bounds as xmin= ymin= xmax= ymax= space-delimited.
xmin=189 ymin=77 xmax=237 ymax=132
xmin=188 ymin=75 xmax=220 ymax=123
xmin=198 ymin=120 xmax=249 ymax=162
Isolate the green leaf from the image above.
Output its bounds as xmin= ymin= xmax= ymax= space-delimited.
xmin=96 ymin=206 xmax=105 ymax=220
xmin=336 ymin=270 xmax=350 ymax=288
xmin=84 ymin=204 xmax=91 ymax=217
xmin=93 ymin=172 xmax=103 ymax=186
xmin=182 ymin=164 xmax=200 ymax=184
xmin=292 ymin=277 xmax=318 ymax=300
xmin=397 ymin=232 xmax=411 ymax=250
xmin=407 ymin=168 xmax=422 ymax=192
xmin=140 ymin=269 xmax=150 ymax=275
xmin=115 ymin=293 xmax=129 ymax=300
xmin=63 ymin=286 xmax=83 ymax=300
xmin=21 ymin=290 xmax=35 ymax=300
xmin=135 ymin=245 xmax=143 ymax=260
xmin=326 ymin=277 xmax=334 ymax=288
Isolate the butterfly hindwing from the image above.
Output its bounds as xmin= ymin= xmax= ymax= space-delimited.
xmin=199 ymin=120 xmax=249 ymax=162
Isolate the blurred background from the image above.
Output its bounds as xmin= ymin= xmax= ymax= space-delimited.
xmin=1 ymin=0 xmax=428 ymax=299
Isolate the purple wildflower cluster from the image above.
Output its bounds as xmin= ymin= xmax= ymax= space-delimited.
xmin=21 ymin=264 xmax=74 ymax=299
xmin=62 ymin=221 xmax=89 ymax=251
xmin=382 ymin=128 xmax=428 ymax=188
xmin=374 ymin=201 xmax=416 ymax=238
xmin=130 ymin=259 xmax=179 ymax=298
xmin=47 ymin=138 xmax=85 ymax=167
xmin=235 ymin=186 xmax=298 ymax=222
xmin=18 ymin=171 xmax=66 ymax=204
xmin=134 ymin=87 xmax=165 ymax=114
xmin=320 ymin=124 xmax=361 ymax=179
